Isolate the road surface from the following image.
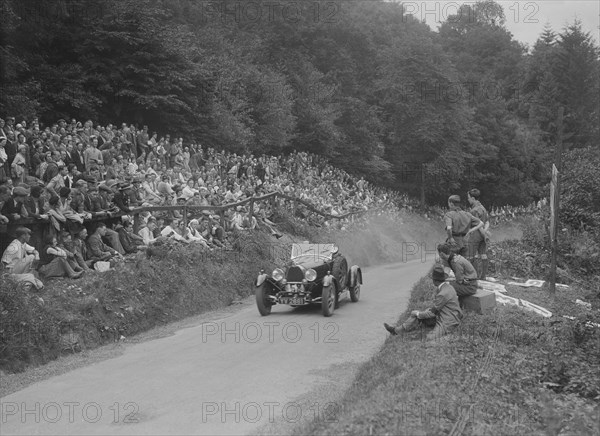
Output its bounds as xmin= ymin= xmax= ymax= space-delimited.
xmin=0 ymin=257 xmax=433 ymax=435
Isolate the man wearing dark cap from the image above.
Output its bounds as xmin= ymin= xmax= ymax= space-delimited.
xmin=113 ymin=183 xmax=133 ymax=213
xmin=384 ymin=264 xmax=463 ymax=341
xmin=1 ymin=227 xmax=39 ymax=274
xmin=1 ymin=186 xmax=29 ymax=221
xmin=443 ymin=195 xmax=483 ymax=256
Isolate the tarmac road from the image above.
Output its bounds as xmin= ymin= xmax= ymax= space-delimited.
xmin=0 ymin=257 xmax=434 ymax=435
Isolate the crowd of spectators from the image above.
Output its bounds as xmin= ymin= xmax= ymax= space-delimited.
xmin=488 ymin=200 xmax=547 ymax=226
xmin=1 ymin=115 xmax=417 ymax=284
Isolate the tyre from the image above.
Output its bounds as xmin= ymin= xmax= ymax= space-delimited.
xmin=322 ymin=284 xmax=336 ymax=317
xmin=255 ymin=283 xmax=272 ymax=316
xmin=349 ymin=283 xmax=360 ymax=302
xmin=332 ymin=256 xmax=348 ymax=291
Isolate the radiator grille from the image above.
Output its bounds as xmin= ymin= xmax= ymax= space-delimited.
xmin=286 ymin=266 xmax=304 ymax=282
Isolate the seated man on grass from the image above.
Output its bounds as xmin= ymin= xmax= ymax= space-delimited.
xmin=437 ymin=242 xmax=478 ymax=307
xmin=384 ymin=264 xmax=463 ymax=341
xmin=87 ymin=222 xmax=124 ymax=263
xmin=1 ymin=227 xmax=39 ymax=274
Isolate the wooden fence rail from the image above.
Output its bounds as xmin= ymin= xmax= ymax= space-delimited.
xmin=1 ymin=192 xmax=374 ymax=252
xmin=131 ymin=191 xmax=371 ymax=232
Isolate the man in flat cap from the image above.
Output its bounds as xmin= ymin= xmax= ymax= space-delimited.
xmin=384 ymin=264 xmax=463 ymax=341
xmin=1 ymin=227 xmax=39 ymax=274
xmin=1 ymin=186 xmax=29 ymax=221
xmin=443 ymin=195 xmax=483 ymax=256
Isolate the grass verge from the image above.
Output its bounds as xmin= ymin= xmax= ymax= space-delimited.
xmin=295 ymin=270 xmax=600 ymax=436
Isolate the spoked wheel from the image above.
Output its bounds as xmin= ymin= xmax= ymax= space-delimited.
xmin=322 ymin=284 xmax=336 ymax=317
xmin=332 ymin=256 xmax=348 ymax=291
xmin=349 ymin=283 xmax=360 ymax=302
xmin=255 ymin=283 xmax=272 ymax=316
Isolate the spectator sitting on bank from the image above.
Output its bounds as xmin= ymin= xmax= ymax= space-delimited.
xmin=241 ymin=207 xmax=257 ymax=230
xmin=38 ymin=234 xmax=83 ymax=279
xmin=58 ymin=187 xmax=85 ymax=230
xmin=208 ymin=215 xmax=227 ymax=246
xmin=181 ymin=178 xmax=198 ymax=200
xmin=437 ymin=243 xmax=478 ymax=307
xmin=160 ymin=218 xmax=189 ymax=244
xmin=22 ymin=185 xmax=48 ymax=220
xmin=230 ymin=205 xmax=245 ymax=231
xmin=138 ymin=218 xmax=161 ymax=245
xmin=87 ymin=222 xmax=124 ymax=263
xmin=1 ymin=186 xmax=29 ymax=222
xmin=384 ymin=264 xmax=463 ymax=341
xmin=157 ymin=174 xmax=174 ymax=198
xmin=117 ymin=219 xmax=146 ymax=254
xmin=112 ymin=182 xmax=134 ymax=214
xmin=186 ymin=219 xmax=211 ymax=248
xmin=63 ymin=228 xmax=92 ymax=271
xmin=47 ymin=195 xmax=67 ymax=234
xmin=1 ymin=226 xmax=39 ymax=274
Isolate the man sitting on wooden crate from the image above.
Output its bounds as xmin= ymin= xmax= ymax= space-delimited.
xmin=437 ymin=242 xmax=478 ymax=307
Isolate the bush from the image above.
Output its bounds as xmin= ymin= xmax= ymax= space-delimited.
xmin=561 ymin=147 xmax=600 ymax=231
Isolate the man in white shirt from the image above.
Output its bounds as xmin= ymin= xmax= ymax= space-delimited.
xmin=1 ymin=227 xmax=39 ymax=274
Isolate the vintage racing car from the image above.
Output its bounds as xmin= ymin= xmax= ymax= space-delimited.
xmin=254 ymin=243 xmax=362 ymax=317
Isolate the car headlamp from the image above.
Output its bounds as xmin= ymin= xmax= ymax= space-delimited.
xmin=272 ymin=268 xmax=285 ymax=282
xmin=305 ymin=268 xmax=317 ymax=282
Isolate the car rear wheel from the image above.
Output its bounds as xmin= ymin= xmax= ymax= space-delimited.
xmin=322 ymin=284 xmax=335 ymax=317
xmin=332 ymin=256 xmax=348 ymax=291
xmin=255 ymin=283 xmax=272 ymax=316
xmin=349 ymin=284 xmax=360 ymax=302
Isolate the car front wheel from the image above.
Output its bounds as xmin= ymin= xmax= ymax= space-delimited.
xmin=256 ymin=283 xmax=272 ymax=316
xmin=322 ymin=284 xmax=335 ymax=317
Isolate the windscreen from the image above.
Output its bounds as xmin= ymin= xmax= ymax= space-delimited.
xmin=290 ymin=243 xmax=337 ymax=260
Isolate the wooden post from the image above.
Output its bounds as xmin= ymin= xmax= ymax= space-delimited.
xmin=549 ymin=107 xmax=564 ymax=297
xmin=183 ymin=206 xmax=188 ymax=228
xmin=249 ymin=197 xmax=254 ymax=221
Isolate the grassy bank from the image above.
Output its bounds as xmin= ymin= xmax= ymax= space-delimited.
xmin=295 ymin=269 xmax=600 ymax=436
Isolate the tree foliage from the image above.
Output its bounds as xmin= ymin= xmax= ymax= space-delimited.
xmin=1 ymin=0 xmax=598 ymax=208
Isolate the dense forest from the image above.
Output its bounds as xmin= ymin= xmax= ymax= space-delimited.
xmin=1 ymin=0 xmax=598 ymax=205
